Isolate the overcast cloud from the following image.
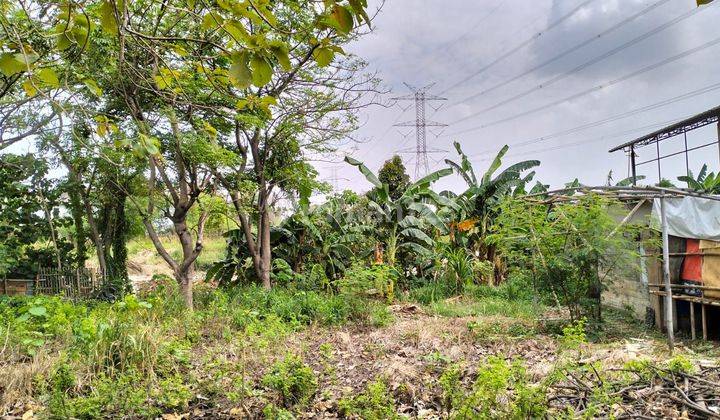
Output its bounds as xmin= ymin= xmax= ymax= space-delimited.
xmin=322 ymin=0 xmax=720 ymax=195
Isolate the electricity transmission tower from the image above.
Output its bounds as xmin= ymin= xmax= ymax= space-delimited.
xmin=392 ymin=83 xmax=447 ymax=179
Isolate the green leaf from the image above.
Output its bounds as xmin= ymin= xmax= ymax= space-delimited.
xmin=270 ymin=45 xmax=291 ymax=71
xmin=483 ymin=145 xmax=509 ymax=184
xmin=229 ymin=52 xmax=252 ymax=89
xmin=331 ymin=5 xmax=354 ymax=34
xmin=0 ymin=53 xmax=27 ymax=77
xmin=83 ymin=78 xmax=103 ymax=96
xmin=409 ymin=202 xmax=448 ymax=234
xmin=313 ymin=47 xmax=334 ymax=67
xmin=400 ymin=228 xmax=433 ymax=246
xmin=348 ymin=0 xmax=371 ymax=27
xmin=398 ymin=242 xmax=433 ymax=257
xmin=224 ymin=20 xmax=249 ymax=43
xmin=250 ymin=55 xmax=272 ymax=87
xmin=28 ymin=306 xmax=47 ymax=317
xmin=344 ymin=156 xmax=382 ymax=188
xmin=202 ymin=12 xmax=224 ymax=31
xmin=100 ymin=1 xmax=118 ymax=34
xmin=36 ymin=68 xmax=59 ymax=88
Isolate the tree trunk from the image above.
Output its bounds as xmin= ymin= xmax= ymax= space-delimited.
xmin=177 ymin=269 xmax=194 ymax=309
xmin=259 ymin=209 xmax=272 ymax=289
xmin=174 ymin=218 xmax=197 ymax=307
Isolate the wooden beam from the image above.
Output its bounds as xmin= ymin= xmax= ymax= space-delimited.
xmin=607 ymin=199 xmax=646 ymax=239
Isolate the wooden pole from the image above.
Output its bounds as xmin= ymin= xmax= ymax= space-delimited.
xmin=690 ymin=302 xmax=696 ymax=340
xmin=702 ymin=304 xmax=708 ymax=340
xmin=660 ymin=196 xmax=675 ymax=352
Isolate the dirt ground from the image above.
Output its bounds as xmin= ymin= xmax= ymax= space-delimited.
xmin=180 ymin=304 xmax=718 ymax=419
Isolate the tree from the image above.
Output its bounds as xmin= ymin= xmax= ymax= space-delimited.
xmin=0 ymin=153 xmax=74 ymax=277
xmin=82 ymin=0 xmax=374 ymax=304
xmin=492 ymin=195 xmax=640 ymax=321
xmin=377 ymin=155 xmax=410 ymax=200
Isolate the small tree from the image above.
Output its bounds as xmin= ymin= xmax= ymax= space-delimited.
xmin=491 ymin=194 xmax=641 ymax=322
xmin=377 ymin=155 xmax=410 ymax=201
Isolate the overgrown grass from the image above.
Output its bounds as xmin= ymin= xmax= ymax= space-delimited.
xmin=411 ymin=280 xmax=544 ymax=320
xmin=126 ymin=234 xmax=227 ymax=271
xmin=0 ymin=280 xmax=389 ymax=417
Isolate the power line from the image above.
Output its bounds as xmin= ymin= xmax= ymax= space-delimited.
xmin=452 ymin=4 xmax=709 ymax=125
xmin=426 ymin=0 xmax=508 ymax=59
xmin=463 ymin=80 xmax=720 ymax=154
xmin=391 ymin=83 xmax=448 ymax=179
xmin=470 ymin=116 xmax=690 ymax=162
xmin=451 ymin=0 xmax=674 ymax=109
xmin=439 ymin=0 xmax=598 ymax=95
xmin=450 ymin=35 xmax=720 ymax=135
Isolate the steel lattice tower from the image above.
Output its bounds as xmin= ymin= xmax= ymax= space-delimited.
xmin=392 ymin=83 xmax=447 ymax=179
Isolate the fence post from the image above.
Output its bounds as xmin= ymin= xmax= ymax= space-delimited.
xmin=76 ymin=268 xmax=82 ymax=298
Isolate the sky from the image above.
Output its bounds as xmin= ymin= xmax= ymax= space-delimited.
xmin=319 ymin=0 xmax=720 ymax=195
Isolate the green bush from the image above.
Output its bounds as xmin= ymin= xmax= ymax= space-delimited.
xmin=442 ymin=357 xmax=545 ymax=419
xmin=262 ymin=354 xmax=317 ymax=407
xmin=337 ymin=378 xmax=397 ymax=419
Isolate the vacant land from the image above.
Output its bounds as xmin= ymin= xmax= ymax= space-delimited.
xmin=2 ymin=283 xmax=718 ymax=419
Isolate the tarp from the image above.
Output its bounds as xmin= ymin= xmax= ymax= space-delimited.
xmin=651 ymin=196 xmax=720 ymax=241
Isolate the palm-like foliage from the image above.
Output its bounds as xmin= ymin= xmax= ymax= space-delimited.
xmin=441 ymin=143 xmax=539 ymax=284
xmin=345 ymin=156 xmax=452 ymax=266
xmin=444 ymin=142 xmax=540 ymax=246
xmin=678 ymin=164 xmax=720 ymax=193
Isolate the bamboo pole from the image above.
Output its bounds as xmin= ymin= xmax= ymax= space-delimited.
xmin=660 ymin=196 xmax=675 ymax=352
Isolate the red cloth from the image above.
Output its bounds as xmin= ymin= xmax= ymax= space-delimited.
xmin=682 ymin=238 xmax=703 ymax=282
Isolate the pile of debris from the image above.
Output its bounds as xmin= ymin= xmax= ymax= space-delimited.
xmin=548 ymin=364 xmax=720 ymax=419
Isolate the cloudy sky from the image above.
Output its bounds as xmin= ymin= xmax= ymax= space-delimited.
xmin=320 ymin=0 xmax=720 ymax=195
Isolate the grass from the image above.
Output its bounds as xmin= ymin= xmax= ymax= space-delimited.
xmin=428 ymin=296 xmax=543 ymax=319
xmin=0 ymin=281 xmax=388 ymax=417
xmin=126 ymin=234 xmax=227 ymax=271
xmin=0 ymin=277 xmax=705 ymax=418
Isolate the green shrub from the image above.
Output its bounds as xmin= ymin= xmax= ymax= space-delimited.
xmin=262 ymin=354 xmax=317 ymax=407
xmin=337 ymin=378 xmax=397 ymax=419
xmin=666 ymin=355 xmax=695 ymax=374
xmin=335 ymin=263 xmax=397 ymax=303
xmin=444 ymin=357 xmax=545 ymax=419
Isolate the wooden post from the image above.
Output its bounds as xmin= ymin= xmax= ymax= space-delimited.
xmin=702 ymin=303 xmax=708 ymax=340
xmin=690 ymin=302 xmax=696 ymax=340
xmin=75 ymin=268 xmax=82 ymax=298
xmin=660 ymin=196 xmax=675 ymax=352
xmin=2 ymin=276 xmax=7 ymax=295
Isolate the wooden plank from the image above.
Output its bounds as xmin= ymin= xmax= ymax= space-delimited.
xmin=648 ymin=283 xmax=720 ymax=291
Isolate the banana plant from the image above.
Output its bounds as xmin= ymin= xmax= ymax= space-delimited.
xmin=678 ymin=164 xmax=720 ymax=193
xmin=345 ymin=156 xmax=452 ymax=266
xmin=444 ymin=142 xmax=539 ymax=249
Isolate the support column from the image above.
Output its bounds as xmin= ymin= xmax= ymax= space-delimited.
xmin=660 ymin=196 xmax=675 ymax=352
xmin=630 ymin=145 xmax=637 ymax=185
xmin=690 ymin=302 xmax=696 ymax=340
xmin=702 ymin=303 xmax=708 ymax=340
